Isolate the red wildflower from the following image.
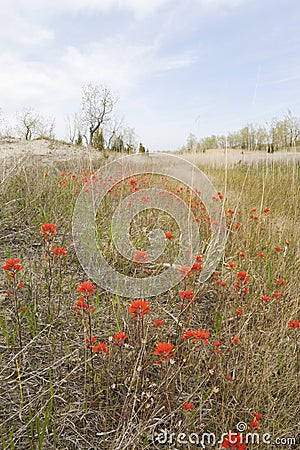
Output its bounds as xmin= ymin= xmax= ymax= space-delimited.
xmin=214 ymin=340 xmax=221 ymax=354
xmin=274 ymin=246 xmax=282 ymax=252
xmin=222 ymin=432 xmax=247 ymax=449
xmin=134 ymin=249 xmax=149 ymax=263
xmin=180 ymin=290 xmax=195 ymax=301
xmin=257 ymin=253 xmax=265 ymax=258
xmin=182 ymin=402 xmax=194 ymax=411
xmin=77 ymin=281 xmax=96 ymax=296
xmin=152 ymin=318 xmax=165 ymax=328
xmin=129 ymin=299 xmax=151 ymax=318
xmin=272 ymin=292 xmax=282 ymax=298
xmin=2 ymin=258 xmax=24 ymax=275
xmin=232 ymin=335 xmax=239 ymax=344
xmin=227 ymin=262 xmax=236 ymax=269
xmin=263 ymin=207 xmax=270 ymax=213
xmin=182 ymin=329 xmax=210 ymax=345
xmin=253 ymin=412 xmax=263 ymax=421
xmin=237 ymin=271 xmax=249 ymax=284
xmin=51 ymin=247 xmax=67 ymax=258
xmin=113 ymin=331 xmax=129 ymax=346
xmin=40 ymin=223 xmax=58 ymax=240
xmin=73 ymin=297 xmax=94 ymax=314
xmin=249 ymin=418 xmax=260 ymax=430
xmin=275 ymin=279 xmax=286 ymax=285
xmin=182 ymin=329 xmax=195 ymax=341
xmin=165 ymin=231 xmax=173 ymax=239
xmin=288 ymin=320 xmax=300 ymax=329
xmin=261 ymin=295 xmax=271 ymax=302
xmin=190 ymin=263 xmax=203 ymax=273
xmin=236 ymin=307 xmax=244 ymax=316
xmin=85 ymin=336 xmax=96 ymax=348
xmin=195 ymin=255 xmax=203 ymax=262
xmin=238 ymin=252 xmax=245 ymax=258
xmin=153 ymin=342 xmax=175 ymax=361
xmin=178 ymin=265 xmax=191 ymax=277
xmin=129 ymin=178 xmax=138 ymax=186
xmin=92 ymin=342 xmax=109 ymax=354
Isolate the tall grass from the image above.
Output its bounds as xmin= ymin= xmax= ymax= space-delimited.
xmin=0 ymin=154 xmax=299 ymax=449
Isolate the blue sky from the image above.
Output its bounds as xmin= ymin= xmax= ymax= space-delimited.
xmin=0 ymin=0 xmax=299 ymax=150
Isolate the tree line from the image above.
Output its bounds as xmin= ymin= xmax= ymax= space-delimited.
xmin=181 ymin=110 xmax=300 ymax=153
xmin=0 ymin=83 xmax=147 ymax=154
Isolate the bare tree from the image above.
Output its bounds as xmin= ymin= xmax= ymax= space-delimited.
xmin=285 ymin=109 xmax=300 ymax=148
xmin=106 ymin=119 xmax=137 ymax=153
xmin=81 ymin=83 xmax=115 ymax=146
xmin=65 ymin=112 xmax=83 ymax=144
xmin=106 ymin=116 xmax=124 ymax=150
xmin=16 ymin=108 xmax=55 ymax=140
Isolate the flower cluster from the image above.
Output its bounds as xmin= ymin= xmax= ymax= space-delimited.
xmin=73 ymin=297 xmax=95 ymax=315
xmin=2 ymin=258 xmax=24 ymax=278
xmin=153 ymin=342 xmax=175 ymax=362
xmin=221 ymin=432 xmax=247 ymax=449
xmin=182 ymin=329 xmax=210 ymax=345
xmin=288 ymin=320 xmax=300 ymax=329
xmin=40 ymin=223 xmax=58 ymax=240
xmin=235 ymin=271 xmax=249 ymax=294
xmin=129 ymin=299 xmax=151 ymax=318
xmin=180 ymin=290 xmax=195 ymax=301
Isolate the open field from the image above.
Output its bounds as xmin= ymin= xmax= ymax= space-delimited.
xmin=0 ymin=141 xmax=299 ymax=449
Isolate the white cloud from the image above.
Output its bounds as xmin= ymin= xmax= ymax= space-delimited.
xmin=1 ymin=0 xmax=170 ymax=20
xmin=0 ymin=0 xmax=250 ymax=147
xmin=1 ymin=0 xmax=245 ymax=24
xmin=0 ymin=33 xmax=197 ymax=115
xmin=0 ymin=3 xmax=54 ymax=46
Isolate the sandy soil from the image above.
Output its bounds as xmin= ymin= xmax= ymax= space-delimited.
xmin=1 ymin=137 xmax=300 ymax=169
xmin=0 ymin=137 xmax=100 ymax=165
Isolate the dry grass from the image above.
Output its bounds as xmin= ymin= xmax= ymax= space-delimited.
xmin=0 ymin=149 xmax=299 ymax=449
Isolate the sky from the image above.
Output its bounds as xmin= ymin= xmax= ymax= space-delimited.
xmin=0 ymin=0 xmax=299 ymax=151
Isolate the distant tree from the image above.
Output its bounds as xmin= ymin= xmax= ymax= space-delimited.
xmin=16 ymin=108 xmax=55 ymax=140
xmin=186 ymin=133 xmax=198 ymax=152
xmin=16 ymin=109 xmax=39 ymax=140
xmin=75 ymin=131 xmax=83 ymax=146
xmin=111 ymin=135 xmax=125 ymax=152
xmin=106 ymin=117 xmax=124 ymax=150
xmin=122 ymin=127 xmax=137 ymax=153
xmin=81 ymin=83 xmax=115 ymax=146
xmin=93 ymin=128 xmax=106 ymax=152
xmin=66 ymin=112 xmax=83 ymax=144
xmin=201 ymin=134 xmax=218 ymax=151
xmin=217 ymin=135 xmax=227 ymax=149
xmin=284 ymin=109 xmax=300 ymax=148
xmin=255 ymin=125 xmax=269 ymax=151
xmin=180 ymin=111 xmax=300 ymax=156
xmin=139 ymin=142 xmax=146 ymax=153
